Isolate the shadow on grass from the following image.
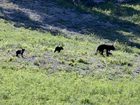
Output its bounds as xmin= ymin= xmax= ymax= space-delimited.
xmin=93 ymin=1 xmax=140 ymax=17
xmin=0 ymin=0 xmax=140 ymax=48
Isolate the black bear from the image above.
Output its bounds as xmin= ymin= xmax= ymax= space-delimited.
xmin=16 ymin=49 xmax=25 ymax=58
xmin=95 ymin=44 xmax=115 ymax=56
xmin=54 ymin=46 xmax=64 ymax=53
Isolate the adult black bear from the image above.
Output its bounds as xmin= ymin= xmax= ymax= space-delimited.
xmin=95 ymin=44 xmax=115 ymax=56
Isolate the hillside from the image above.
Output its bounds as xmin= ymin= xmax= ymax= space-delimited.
xmin=1 ymin=0 xmax=140 ymax=43
xmin=0 ymin=0 xmax=140 ymax=105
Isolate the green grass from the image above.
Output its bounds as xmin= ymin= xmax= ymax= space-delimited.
xmin=0 ymin=69 xmax=140 ymax=105
xmin=0 ymin=19 xmax=139 ymax=78
xmin=0 ymin=1 xmax=140 ymax=104
xmin=0 ymin=18 xmax=140 ymax=104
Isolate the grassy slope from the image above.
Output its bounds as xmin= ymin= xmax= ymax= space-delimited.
xmin=0 ymin=1 xmax=140 ymax=105
xmin=0 ymin=19 xmax=139 ymax=77
xmin=0 ymin=18 xmax=140 ymax=105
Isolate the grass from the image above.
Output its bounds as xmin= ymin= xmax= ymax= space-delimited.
xmin=0 ymin=17 xmax=140 ymax=104
xmin=0 ymin=69 xmax=140 ymax=105
xmin=0 ymin=18 xmax=139 ymax=77
xmin=0 ymin=1 xmax=140 ymax=104
xmin=0 ymin=20 xmax=139 ymax=75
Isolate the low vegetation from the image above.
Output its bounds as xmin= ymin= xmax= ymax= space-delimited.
xmin=0 ymin=19 xmax=139 ymax=77
xmin=0 ymin=18 xmax=140 ymax=104
xmin=0 ymin=0 xmax=140 ymax=104
xmin=0 ymin=69 xmax=140 ymax=105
